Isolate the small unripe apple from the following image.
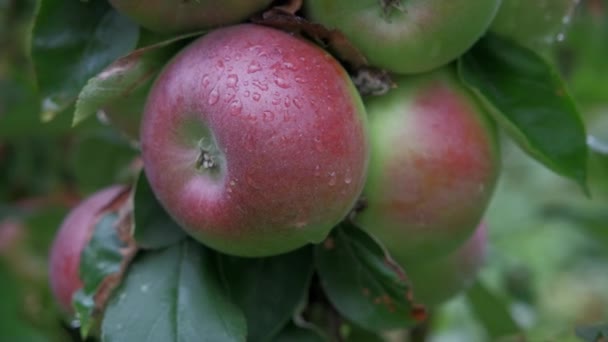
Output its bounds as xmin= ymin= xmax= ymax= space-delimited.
xmin=404 ymin=223 xmax=488 ymax=308
xmin=355 ymin=67 xmax=499 ymax=261
xmin=109 ymin=0 xmax=272 ymax=34
xmin=305 ymin=0 xmax=501 ymax=74
xmin=141 ymin=24 xmax=369 ymax=257
xmin=49 ymin=186 xmax=127 ymax=314
xmin=491 ymin=0 xmax=579 ymax=48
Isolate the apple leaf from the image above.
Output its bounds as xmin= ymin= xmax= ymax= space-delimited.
xmin=31 ymin=0 xmax=139 ymax=121
xmin=314 ymin=223 xmax=419 ymax=332
xmin=133 ymin=172 xmax=187 ymax=249
xmin=74 ymin=189 xmax=136 ymax=338
xmin=271 ymin=321 xmax=326 ymax=342
xmin=73 ymin=31 xmax=202 ymax=130
xmin=217 ymin=246 xmax=314 ymax=342
xmin=466 ymin=280 xmax=520 ymax=339
xmin=101 ymin=239 xmax=246 ymax=342
xmin=459 ymin=34 xmax=589 ymax=193
xmin=576 ymin=324 xmax=608 ymax=342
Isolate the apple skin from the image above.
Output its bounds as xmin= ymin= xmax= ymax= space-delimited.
xmin=49 ymin=186 xmax=126 ymax=314
xmin=354 ymin=67 xmax=499 ymax=261
xmin=140 ymin=24 xmax=369 ymax=257
xmin=404 ymin=223 xmax=488 ymax=308
xmin=109 ymin=0 xmax=272 ymax=34
xmin=491 ymin=0 xmax=579 ymax=48
xmin=305 ymin=0 xmax=501 ymax=74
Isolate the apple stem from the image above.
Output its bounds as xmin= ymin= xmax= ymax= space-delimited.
xmin=196 ymin=149 xmax=216 ymax=170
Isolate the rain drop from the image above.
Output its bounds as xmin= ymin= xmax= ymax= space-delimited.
xmin=248 ymin=61 xmax=262 ymax=74
xmin=263 ymin=110 xmax=275 ymax=122
xmin=226 ymin=74 xmax=239 ymax=88
xmin=328 ymin=171 xmax=337 ymax=186
xmin=252 ymin=92 xmax=261 ymax=102
xmin=292 ymin=97 xmax=303 ymax=109
xmin=229 ymin=99 xmax=242 ymax=115
xmin=274 ymin=77 xmax=290 ymax=89
xmin=208 ymin=89 xmax=219 ymax=105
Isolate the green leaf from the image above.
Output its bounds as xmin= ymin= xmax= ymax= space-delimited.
xmin=466 ymin=280 xmax=520 ymax=339
xmin=576 ymin=324 xmax=608 ymax=342
xmin=133 ymin=172 xmax=187 ymax=249
xmin=459 ymin=34 xmax=589 ymax=192
xmin=31 ymin=0 xmax=139 ymax=120
xmin=71 ymin=133 xmax=138 ymax=195
xmin=74 ymin=211 xmax=130 ymax=338
xmin=73 ymin=31 xmax=201 ymax=127
xmin=217 ymin=246 xmax=314 ymax=342
xmin=272 ymin=321 xmax=327 ymax=342
xmin=315 ymin=224 xmax=417 ymax=332
xmin=102 ymin=240 xmax=246 ymax=342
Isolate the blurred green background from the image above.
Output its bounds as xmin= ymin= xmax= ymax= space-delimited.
xmin=1 ymin=0 xmax=607 ymax=341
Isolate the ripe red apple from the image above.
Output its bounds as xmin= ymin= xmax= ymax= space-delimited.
xmin=305 ymin=0 xmax=501 ymax=74
xmin=140 ymin=24 xmax=369 ymax=257
xmin=491 ymin=0 xmax=579 ymax=48
xmin=404 ymin=222 xmax=488 ymax=308
xmin=49 ymin=186 xmax=127 ymax=314
xmin=354 ymin=67 xmax=499 ymax=261
xmin=109 ymin=0 xmax=272 ymax=34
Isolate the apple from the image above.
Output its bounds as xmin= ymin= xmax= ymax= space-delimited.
xmin=354 ymin=67 xmax=499 ymax=261
xmin=108 ymin=0 xmax=272 ymax=34
xmin=491 ymin=0 xmax=579 ymax=49
xmin=140 ymin=24 xmax=369 ymax=257
xmin=404 ymin=223 xmax=488 ymax=308
xmin=49 ymin=185 xmax=128 ymax=314
xmin=304 ymin=0 xmax=501 ymax=74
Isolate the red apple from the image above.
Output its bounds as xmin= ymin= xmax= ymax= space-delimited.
xmin=305 ymin=0 xmax=501 ymax=74
xmin=49 ymin=186 xmax=127 ymax=314
xmin=405 ymin=223 xmax=488 ymax=308
xmin=109 ymin=0 xmax=272 ymax=34
xmin=140 ymin=24 xmax=369 ymax=257
xmin=354 ymin=67 xmax=499 ymax=261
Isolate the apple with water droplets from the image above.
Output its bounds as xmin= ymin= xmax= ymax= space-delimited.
xmin=305 ymin=0 xmax=501 ymax=74
xmin=354 ymin=67 xmax=499 ymax=262
xmin=108 ymin=0 xmax=273 ymax=34
xmin=49 ymin=186 xmax=128 ymax=314
xmin=140 ymin=24 xmax=369 ymax=257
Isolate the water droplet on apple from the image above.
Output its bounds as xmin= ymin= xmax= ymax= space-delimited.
xmin=284 ymin=96 xmax=291 ymax=107
xmin=274 ymin=77 xmax=290 ymax=89
xmin=248 ymin=61 xmax=262 ymax=74
xmin=293 ymin=97 xmax=303 ymax=109
xmin=229 ymin=99 xmax=242 ymax=115
xmin=263 ymin=110 xmax=275 ymax=122
xmin=226 ymin=74 xmax=239 ymax=88
xmin=314 ymin=165 xmax=321 ymax=177
xmin=283 ymin=62 xmax=296 ymax=70
xmin=252 ymin=92 xmax=261 ymax=102
xmin=208 ymin=89 xmax=220 ymax=105
xmin=328 ymin=171 xmax=337 ymax=186
xmin=314 ymin=136 xmax=324 ymax=152
xmin=344 ymin=168 xmax=352 ymax=184
xmin=252 ymin=79 xmax=269 ymax=91
xmin=294 ymin=77 xmax=306 ymax=84
xmin=202 ymin=75 xmax=210 ymax=88
xmin=216 ymin=60 xmax=225 ymax=70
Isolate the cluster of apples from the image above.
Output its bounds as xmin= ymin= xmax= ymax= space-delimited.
xmin=50 ymin=0 xmax=577 ymax=314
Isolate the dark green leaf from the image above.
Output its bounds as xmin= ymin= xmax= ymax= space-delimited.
xmin=102 ymin=239 xmax=246 ymax=342
xmin=73 ymin=31 xmax=201 ymax=127
xmin=272 ymin=321 xmax=327 ymax=342
xmin=576 ymin=324 xmax=608 ymax=342
xmin=32 ymin=0 xmax=138 ymax=120
xmin=459 ymin=34 xmax=588 ymax=192
xmin=466 ymin=280 xmax=520 ymax=339
xmin=218 ymin=246 xmax=314 ymax=342
xmin=133 ymin=172 xmax=187 ymax=249
xmin=71 ymin=133 xmax=138 ymax=195
xmin=315 ymin=224 xmax=416 ymax=332
xmin=75 ymin=212 xmax=129 ymax=337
